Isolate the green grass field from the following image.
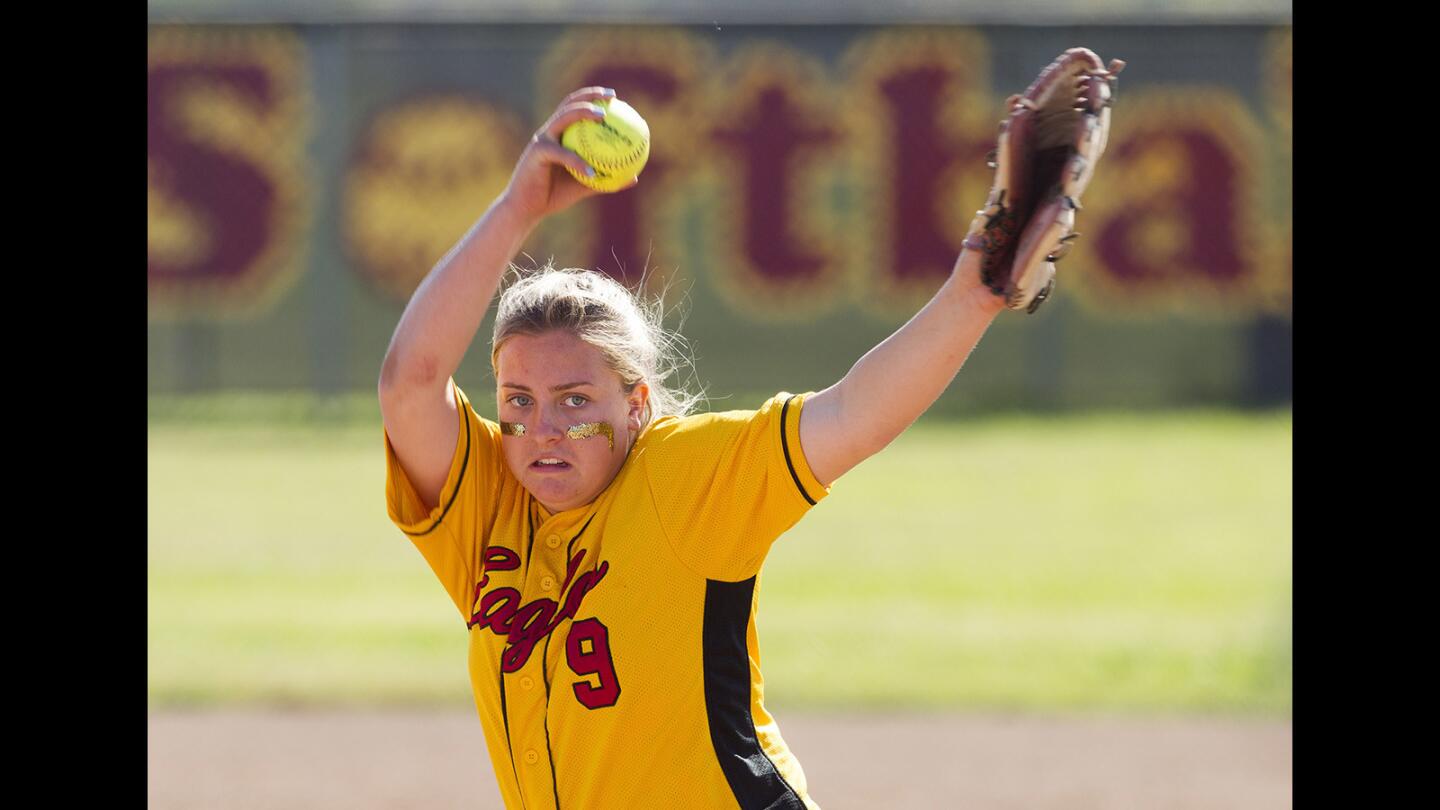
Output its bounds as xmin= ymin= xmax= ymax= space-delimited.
xmin=148 ymin=399 xmax=1290 ymax=713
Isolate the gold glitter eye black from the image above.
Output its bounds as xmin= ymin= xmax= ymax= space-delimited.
xmin=566 ymin=422 xmax=614 ymax=450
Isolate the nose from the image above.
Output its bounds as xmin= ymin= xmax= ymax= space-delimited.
xmin=532 ymin=402 xmax=567 ymax=444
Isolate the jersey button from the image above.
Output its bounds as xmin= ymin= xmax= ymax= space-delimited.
xmin=546 ymin=534 xmax=561 ymax=549
xmin=540 ymin=576 xmax=555 ymax=590
xmin=520 ymin=676 xmax=534 ymax=690
xmin=524 ymin=749 xmax=539 ymax=765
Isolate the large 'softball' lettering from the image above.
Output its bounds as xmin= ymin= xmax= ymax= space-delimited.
xmin=711 ymin=86 xmax=838 ymax=284
xmin=880 ymin=68 xmax=971 ymax=284
xmin=149 ymin=65 xmax=273 ymax=281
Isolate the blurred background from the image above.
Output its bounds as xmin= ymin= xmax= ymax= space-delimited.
xmin=148 ymin=1 xmax=1292 ymax=807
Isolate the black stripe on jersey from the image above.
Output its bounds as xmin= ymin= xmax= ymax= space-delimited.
xmin=403 ymin=401 xmax=473 ymax=537
xmin=542 ymin=619 xmax=562 ymax=809
xmin=779 ymin=395 xmax=817 ymax=506
xmin=525 ymin=506 xmax=536 ymax=579
xmin=565 ymin=513 xmax=600 ymax=560
xmin=544 ymin=699 xmax=561 ymax=806
xmin=703 ymin=577 xmax=806 ymax=810
xmin=499 ymin=672 xmax=529 ymax=810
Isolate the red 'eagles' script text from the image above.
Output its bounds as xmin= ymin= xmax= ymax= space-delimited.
xmin=467 ymin=546 xmax=609 ymax=672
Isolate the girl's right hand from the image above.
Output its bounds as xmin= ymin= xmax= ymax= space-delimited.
xmin=498 ymin=87 xmax=636 ymax=224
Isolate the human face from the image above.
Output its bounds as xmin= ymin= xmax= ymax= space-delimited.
xmin=494 ymin=330 xmax=648 ymax=513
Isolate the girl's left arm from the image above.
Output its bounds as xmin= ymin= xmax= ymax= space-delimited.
xmin=799 ymin=248 xmax=1006 ymax=487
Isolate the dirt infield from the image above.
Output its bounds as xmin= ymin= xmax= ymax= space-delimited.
xmin=147 ymin=710 xmax=1290 ymax=809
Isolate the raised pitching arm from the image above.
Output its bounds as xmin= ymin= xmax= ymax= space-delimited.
xmin=798 ymin=249 xmax=1004 ymax=488
xmin=379 ymin=88 xmax=622 ymax=509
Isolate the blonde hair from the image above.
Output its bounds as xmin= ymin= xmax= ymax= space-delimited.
xmin=491 ymin=264 xmax=704 ymax=426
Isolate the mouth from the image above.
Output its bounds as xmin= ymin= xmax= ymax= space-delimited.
xmin=530 ymin=458 xmax=572 ymax=472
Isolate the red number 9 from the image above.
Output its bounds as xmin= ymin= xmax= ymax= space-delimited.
xmin=566 ymin=618 xmax=620 ymax=709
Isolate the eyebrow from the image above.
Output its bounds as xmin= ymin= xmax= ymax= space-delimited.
xmin=500 ymin=381 xmax=596 ymax=392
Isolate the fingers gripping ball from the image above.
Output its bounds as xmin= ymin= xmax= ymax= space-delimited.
xmin=561 ymin=98 xmax=650 ymax=192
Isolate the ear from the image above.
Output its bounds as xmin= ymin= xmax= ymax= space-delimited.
xmin=626 ymin=382 xmax=650 ymax=430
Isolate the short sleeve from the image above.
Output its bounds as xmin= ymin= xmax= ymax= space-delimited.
xmin=384 ymin=384 xmax=507 ymax=619
xmin=641 ymin=392 xmax=830 ymax=582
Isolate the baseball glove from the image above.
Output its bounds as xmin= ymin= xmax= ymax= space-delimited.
xmin=963 ymin=48 xmax=1126 ymax=313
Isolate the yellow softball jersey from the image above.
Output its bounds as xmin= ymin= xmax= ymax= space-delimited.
xmin=384 ymin=384 xmax=831 ymax=810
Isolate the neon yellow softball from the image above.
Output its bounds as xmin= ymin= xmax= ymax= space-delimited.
xmin=561 ymin=98 xmax=650 ymax=193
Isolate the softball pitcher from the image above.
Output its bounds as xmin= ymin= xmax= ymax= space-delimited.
xmin=381 ymin=52 xmax=1121 ymax=810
